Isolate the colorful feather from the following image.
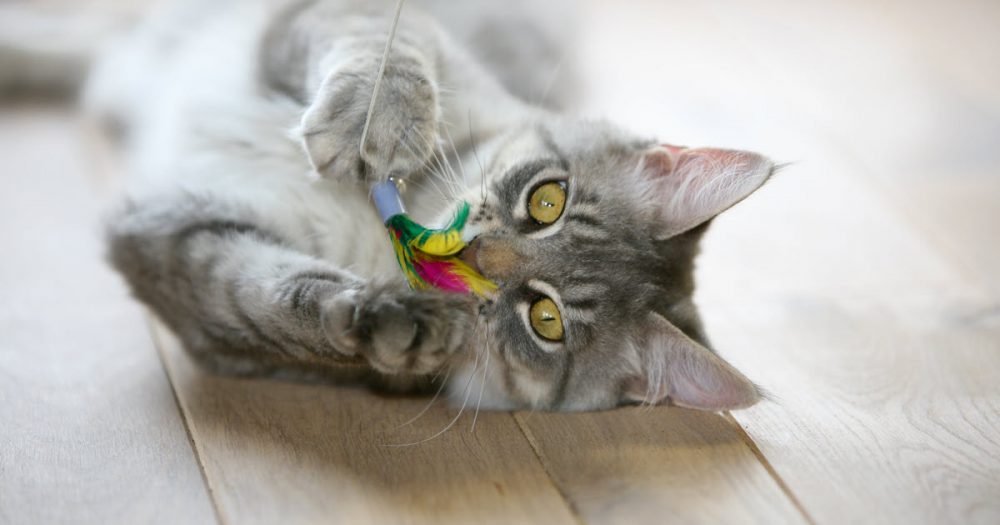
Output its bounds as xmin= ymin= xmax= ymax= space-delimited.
xmin=373 ymin=180 xmax=497 ymax=297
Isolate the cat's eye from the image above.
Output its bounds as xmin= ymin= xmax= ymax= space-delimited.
xmin=527 ymin=181 xmax=567 ymax=225
xmin=529 ymin=297 xmax=564 ymax=342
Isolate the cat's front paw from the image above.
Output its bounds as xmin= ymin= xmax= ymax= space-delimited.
xmin=299 ymin=60 xmax=439 ymax=183
xmin=321 ymin=284 xmax=476 ymax=375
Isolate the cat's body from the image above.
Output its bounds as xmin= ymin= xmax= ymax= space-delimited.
xmin=73 ymin=0 xmax=773 ymax=411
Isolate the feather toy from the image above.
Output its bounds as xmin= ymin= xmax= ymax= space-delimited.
xmin=361 ymin=0 xmax=495 ymax=298
xmin=372 ymin=179 xmax=497 ymax=297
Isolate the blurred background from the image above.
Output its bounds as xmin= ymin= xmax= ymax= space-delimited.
xmin=2 ymin=1 xmax=998 ymax=524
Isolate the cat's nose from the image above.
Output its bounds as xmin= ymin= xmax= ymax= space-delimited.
xmin=459 ymin=236 xmax=523 ymax=281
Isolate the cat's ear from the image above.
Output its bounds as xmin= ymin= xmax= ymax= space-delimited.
xmin=637 ymin=145 xmax=774 ymax=239
xmin=624 ymin=313 xmax=761 ymax=410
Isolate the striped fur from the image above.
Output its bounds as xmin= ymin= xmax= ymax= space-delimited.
xmin=99 ymin=0 xmax=770 ymax=411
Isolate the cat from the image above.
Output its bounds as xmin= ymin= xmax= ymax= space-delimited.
xmin=55 ymin=0 xmax=774 ymax=411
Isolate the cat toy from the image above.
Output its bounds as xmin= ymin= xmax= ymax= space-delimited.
xmin=372 ymin=180 xmax=496 ymax=297
xmin=361 ymin=0 xmax=496 ymax=298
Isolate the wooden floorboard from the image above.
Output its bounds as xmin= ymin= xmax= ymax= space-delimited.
xmin=514 ymin=410 xmax=807 ymax=525
xmin=572 ymin=1 xmax=1000 ymax=523
xmin=710 ymin=0 xmax=1000 ymax=292
xmin=151 ymin=321 xmax=579 ymax=525
xmin=0 ymin=106 xmax=217 ymax=524
xmin=700 ymin=152 xmax=1000 ymax=525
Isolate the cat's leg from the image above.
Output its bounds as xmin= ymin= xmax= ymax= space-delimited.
xmin=262 ymin=2 xmax=445 ymax=183
xmin=107 ymin=195 xmax=476 ymax=381
xmin=262 ymin=1 xmax=541 ymax=183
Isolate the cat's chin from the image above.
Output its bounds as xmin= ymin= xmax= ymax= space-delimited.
xmin=446 ymin=359 xmax=516 ymax=411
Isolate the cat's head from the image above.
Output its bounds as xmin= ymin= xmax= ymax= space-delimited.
xmin=442 ymin=118 xmax=773 ymax=411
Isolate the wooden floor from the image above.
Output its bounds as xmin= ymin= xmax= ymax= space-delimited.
xmin=3 ymin=1 xmax=998 ymax=523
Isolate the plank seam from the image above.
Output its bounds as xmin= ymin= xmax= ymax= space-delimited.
xmin=511 ymin=413 xmax=587 ymax=525
xmin=146 ymin=315 xmax=229 ymax=525
xmin=723 ymin=412 xmax=816 ymax=525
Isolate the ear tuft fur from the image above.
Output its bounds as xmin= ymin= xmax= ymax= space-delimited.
xmin=637 ymin=145 xmax=774 ymax=239
xmin=625 ymin=313 xmax=761 ymax=411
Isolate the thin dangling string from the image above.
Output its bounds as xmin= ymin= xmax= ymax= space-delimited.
xmin=358 ymin=0 xmax=407 ymax=160
xmin=359 ymin=0 xmax=496 ymax=298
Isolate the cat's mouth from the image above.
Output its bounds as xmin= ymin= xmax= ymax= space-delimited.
xmin=457 ymin=237 xmax=482 ymax=275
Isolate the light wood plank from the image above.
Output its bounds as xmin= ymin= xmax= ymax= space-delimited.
xmin=706 ymin=0 xmax=1000 ymax=291
xmin=572 ymin=1 xmax=1000 ymax=523
xmin=151 ymin=321 xmax=579 ymax=525
xmin=699 ymin=155 xmax=1000 ymax=525
xmin=0 ymin=106 xmax=217 ymax=524
xmin=514 ymin=409 xmax=807 ymax=525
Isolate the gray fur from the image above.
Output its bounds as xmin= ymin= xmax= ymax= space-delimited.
xmin=456 ymin=123 xmax=724 ymax=410
xmin=108 ymin=191 xmax=472 ymax=392
xmin=101 ymin=0 xmax=772 ymax=411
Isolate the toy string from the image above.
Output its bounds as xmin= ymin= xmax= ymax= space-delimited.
xmin=358 ymin=0 xmax=406 ymax=157
xmin=361 ymin=0 xmax=496 ymax=298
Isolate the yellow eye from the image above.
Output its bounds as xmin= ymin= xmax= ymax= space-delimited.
xmin=529 ymin=297 xmax=564 ymax=342
xmin=527 ymin=181 xmax=566 ymax=224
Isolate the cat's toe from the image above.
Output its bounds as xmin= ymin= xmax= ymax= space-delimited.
xmin=357 ymin=294 xmax=420 ymax=372
xmin=395 ymin=290 xmax=477 ymax=374
xmin=302 ymin=132 xmax=359 ymax=180
xmin=299 ymin=61 xmax=439 ymax=183
xmin=299 ymin=108 xmax=365 ymax=181
xmin=323 ymin=283 xmax=476 ymax=374
xmin=321 ymin=289 xmax=363 ymax=355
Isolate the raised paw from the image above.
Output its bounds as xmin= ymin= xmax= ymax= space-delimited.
xmin=321 ymin=284 xmax=476 ymax=375
xmin=299 ymin=58 xmax=440 ymax=183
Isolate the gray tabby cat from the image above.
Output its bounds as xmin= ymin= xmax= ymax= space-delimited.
xmin=85 ymin=0 xmax=774 ymax=411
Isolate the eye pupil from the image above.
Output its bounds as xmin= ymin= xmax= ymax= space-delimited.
xmin=527 ymin=181 xmax=566 ymax=224
xmin=529 ymin=297 xmax=564 ymax=342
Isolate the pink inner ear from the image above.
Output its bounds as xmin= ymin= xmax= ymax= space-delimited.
xmin=640 ymin=145 xmax=774 ymax=239
xmin=625 ymin=315 xmax=761 ymax=411
xmin=659 ymin=143 xmax=686 ymax=158
xmin=664 ymin=344 xmax=761 ymax=411
xmin=643 ymin=144 xmax=686 ymax=175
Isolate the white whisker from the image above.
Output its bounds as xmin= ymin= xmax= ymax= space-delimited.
xmin=441 ymin=124 xmax=468 ymax=188
xmin=382 ymin=329 xmax=481 ymax=447
xmin=393 ymin=364 xmax=453 ymax=429
xmin=470 ymin=318 xmax=491 ymax=433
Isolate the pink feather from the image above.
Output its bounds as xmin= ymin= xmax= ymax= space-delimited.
xmin=413 ymin=257 xmax=470 ymax=293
